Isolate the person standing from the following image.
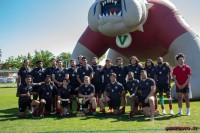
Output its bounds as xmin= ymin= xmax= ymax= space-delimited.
xmin=91 ymin=57 xmax=103 ymax=106
xmin=17 ymin=59 xmax=32 ymax=95
xmin=155 ymin=57 xmax=174 ymax=115
xmin=173 ymin=53 xmax=191 ymax=116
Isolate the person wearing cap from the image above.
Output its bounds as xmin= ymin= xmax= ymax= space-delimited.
xmin=99 ymin=73 xmax=125 ymax=115
xmin=57 ymin=78 xmax=73 ymax=116
xmin=37 ymin=75 xmax=57 ymax=117
xmin=31 ymin=60 xmax=47 ymax=100
xmin=77 ymin=56 xmax=93 ymax=85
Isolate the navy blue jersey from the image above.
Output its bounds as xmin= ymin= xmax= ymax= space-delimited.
xmin=91 ymin=65 xmax=102 ymax=83
xmin=38 ymin=84 xmax=56 ymax=100
xmin=114 ymin=66 xmax=128 ymax=84
xmin=46 ymin=66 xmax=57 ymax=77
xmin=145 ymin=66 xmax=156 ymax=79
xmin=58 ymin=86 xmax=73 ymax=99
xmin=105 ymin=82 xmax=124 ymax=99
xmin=18 ymin=67 xmax=32 ymax=84
xmin=68 ymin=67 xmax=79 ymax=84
xmin=102 ymin=66 xmax=115 ymax=84
xmin=155 ymin=64 xmax=171 ymax=85
xmin=77 ymin=65 xmax=93 ymax=82
xmin=78 ymin=84 xmax=95 ymax=95
xmin=53 ymin=68 xmax=68 ymax=82
xmin=18 ymin=84 xmax=33 ymax=102
xmin=126 ymin=79 xmax=139 ymax=95
xmin=139 ymin=78 xmax=155 ymax=98
xmin=127 ymin=64 xmax=143 ymax=80
xmin=31 ymin=67 xmax=47 ymax=83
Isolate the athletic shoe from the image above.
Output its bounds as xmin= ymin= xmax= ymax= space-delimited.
xmin=186 ymin=112 xmax=191 ymax=116
xmin=177 ymin=111 xmax=183 ymax=115
xmin=150 ymin=116 xmax=154 ymax=122
xmin=162 ymin=110 xmax=166 ymax=115
xmin=28 ymin=109 xmax=33 ymax=114
xmin=169 ymin=110 xmax=174 ymax=115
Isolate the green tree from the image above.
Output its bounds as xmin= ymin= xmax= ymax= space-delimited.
xmin=57 ymin=52 xmax=71 ymax=68
xmin=31 ymin=50 xmax=55 ymax=68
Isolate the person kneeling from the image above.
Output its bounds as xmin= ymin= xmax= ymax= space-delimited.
xmin=139 ymin=70 xmax=159 ymax=122
xmin=38 ymin=75 xmax=57 ymax=117
xmin=78 ymin=76 xmax=97 ymax=115
xmin=57 ymin=79 xmax=73 ymax=116
xmin=99 ymin=73 xmax=125 ymax=115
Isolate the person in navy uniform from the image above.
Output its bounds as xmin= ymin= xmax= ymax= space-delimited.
xmin=139 ymin=70 xmax=158 ymax=122
xmin=17 ymin=75 xmax=40 ymax=118
xmin=46 ymin=58 xmax=57 ymax=77
xmin=126 ymin=72 xmax=140 ymax=118
xmin=77 ymin=56 xmax=93 ymax=85
xmin=101 ymin=58 xmax=116 ymax=112
xmin=57 ymin=78 xmax=73 ymax=116
xmin=78 ymin=76 xmax=97 ymax=115
xmin=99 ymin=73 xmax=125 ymax=115
xmin=52 ymin=59 xmax=68 ymax=89
xmin=46 ymin=58 xmax=57 ymax=112
xmin=31 ymin=60 xmax=47 ymax=100
xmin=144 ymin=59 xmax=156 ymax=79
xmin=17 ymin=59 xmax=32 ymax=96
xmin=66 ymin=59 xmax=79 ymax=112
xmin=114 ymin=57 xmax=128 ymax=113
xmin=76 ymin=55 xmax=83 ymax=67
xmin=155 ymin=57 xmax=174 ymax=115
xmin=38 ymin=75 xmax=57 ymax=117
xmin=91 ymin=57 xmax=103 ymax=105
xmin=126 ymin=56 xmax=143 ymax=81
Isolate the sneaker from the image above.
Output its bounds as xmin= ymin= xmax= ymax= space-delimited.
xmin=28 ymin=109 xmax=33 ymax=114
xmin=177 ymin=111 xmax=183 ymax=115
xmin=40 ymin=114 xmax=44 ymax=118
xmin=169 ymin=110 xmax=174 ymax=115
xmin=162 ymin=110 xmax=166 ymax=115
xmin=51 ymin=109 xmax=56 ymax=114
xmin=186 ymin=112 xmax=191 ymax=116
xmin=150 ymin=116 xmax=154 ymax=122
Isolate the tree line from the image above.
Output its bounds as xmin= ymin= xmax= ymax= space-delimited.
xmin=0 ymin=50 xmax=71 ymax=69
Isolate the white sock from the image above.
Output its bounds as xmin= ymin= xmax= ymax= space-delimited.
xmin=179 ymin=108 xmax=182 ymax=113
xmin=187 ymin=108 xmax=190 ymax=113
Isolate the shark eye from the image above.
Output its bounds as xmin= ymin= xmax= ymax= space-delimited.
xmin=100 ymin=0 xmax=122 ymax=18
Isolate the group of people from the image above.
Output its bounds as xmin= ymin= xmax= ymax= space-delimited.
xmin=16 ymin=53 xmax=191 ymax=121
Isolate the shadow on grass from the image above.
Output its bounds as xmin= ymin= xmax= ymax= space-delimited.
xmin=0 ymin=108 xmax=19 ymax=121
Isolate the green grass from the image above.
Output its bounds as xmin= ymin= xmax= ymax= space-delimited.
xmin=0 ymin=84 xmax=199 ymax=133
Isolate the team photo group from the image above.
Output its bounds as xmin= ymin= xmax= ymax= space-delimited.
xmin=16 ymin=53 xmax=191 ymax=121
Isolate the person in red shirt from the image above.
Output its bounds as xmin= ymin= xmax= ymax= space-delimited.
xmin=173 ymin=53 xmax=191 ymax=116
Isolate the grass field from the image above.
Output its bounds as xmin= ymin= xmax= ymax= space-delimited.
xmin=0 ymin=83 xmax=199 ymax=133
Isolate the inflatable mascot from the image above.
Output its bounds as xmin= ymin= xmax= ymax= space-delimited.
xmin=71 ymin=0 xmax=200 ymax=100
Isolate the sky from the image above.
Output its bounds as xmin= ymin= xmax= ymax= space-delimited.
xmin=0 ymin=0 xmax=200 ymax=62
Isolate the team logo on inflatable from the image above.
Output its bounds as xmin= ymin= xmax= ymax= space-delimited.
xmin=116 ymin=33 xmax=132 ymax=48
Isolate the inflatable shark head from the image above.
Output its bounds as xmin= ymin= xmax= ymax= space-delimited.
xmin=88 ymin=0 xmax=153 ymax=37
